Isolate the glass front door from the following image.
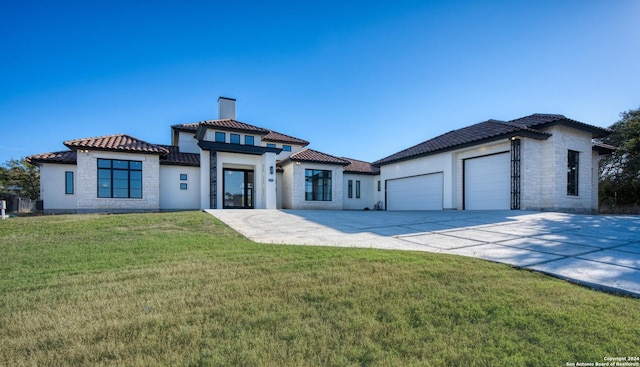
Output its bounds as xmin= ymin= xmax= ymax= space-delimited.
xmin=223 ymin=169 xmax=254 ymax=209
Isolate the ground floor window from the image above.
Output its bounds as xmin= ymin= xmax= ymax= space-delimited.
xmin=305 ymin=169 xmax=332 ymax=201
xmin=567 ymin=150 xmax=579 ymax=196
xmin=356 ymin=180 xmax=361 ymax=199
xmin=97 ymin=159 xmax=142 ymax=198
xmin=348 ymin=180 xmax=353 ymax=198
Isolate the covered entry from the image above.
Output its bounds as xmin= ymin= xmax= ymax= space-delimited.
xmin=223 ymin=169 xmax=254 ymax=209
xmin=386 ymin=173 xmax=443 ymax=210
xmin=463 ymin=152 xmax=510 ymax=210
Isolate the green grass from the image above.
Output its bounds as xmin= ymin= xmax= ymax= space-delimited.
xmin=1 ymin=212 xmax=639 ymax=366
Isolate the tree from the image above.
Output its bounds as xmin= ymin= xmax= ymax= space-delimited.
xmin=1 ymin=158 xmax=40 ymax=200
xmin=599 ymin=106 xmax=640 ymax=207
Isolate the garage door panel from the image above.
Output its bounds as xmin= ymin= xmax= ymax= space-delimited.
xmin=465 ymin=153 xmax=510 ymax=210
xmin=387 ymin=173 xmax=443 ymax=210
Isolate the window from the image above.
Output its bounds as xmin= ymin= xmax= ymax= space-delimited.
xmin=567 ymin=150 xmax=579 ymax=196
xmin=180 ymin=174 xmax=187 ymax=181
xmin=215 ymin=132 xmax=225 ymax=143
xmin=65 ymin=171 xmax=74 ymax=195
xmin=377 ymin=180 xmax=381 ymax=192
xmin=230 ymin=133 xmax=240 ymax=144
xmin=180 ymin=183 xmax=188 ymax=190
xmin=348 ymin=180 xmax=353 ymax=198
xmin=305 ymin=169 xmax=332 ymax=201
xmin=266 ymin=143 xmax=276 ymax=148
xmin=97 ymin=159 xmax=142 ymax=198
xmin=356 ymin=180 xmax=361 ymax=199
xmin=283 ymin=145 xmax=292 ymax=152
xmin=245 ymin=135 xmax=255 ymax=146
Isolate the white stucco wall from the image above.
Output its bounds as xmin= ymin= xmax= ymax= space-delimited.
xmin=75 ymin=150 xmax=160 ymax=213
xmin=343 ymin=174 xmax=377 ymax=210
xmin=39 ymin=163 xmax=77 ymax=213
xmin=380 ymin=150 xmax=456 ymax=209
xmin=159 ymin=165 xmax=201 ymax=210
xmin=214 ymin=151 xmax=277 ymax=209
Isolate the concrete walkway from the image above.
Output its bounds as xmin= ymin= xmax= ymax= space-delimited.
xmin=205 ymin=209 xmax=640 ymax=297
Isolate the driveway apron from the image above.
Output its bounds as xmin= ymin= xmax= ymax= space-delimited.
xmin=206 ymin=209 xmax=640 ymax=297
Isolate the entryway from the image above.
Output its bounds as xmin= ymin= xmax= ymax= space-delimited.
xmin=223 ymin=169 xmax=254 ymax=209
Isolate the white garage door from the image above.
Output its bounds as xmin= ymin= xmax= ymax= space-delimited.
xmin=464 ymin=153 xmax=510 ymax=210
xmin=387 ymin=173 xmax=443 ymax=210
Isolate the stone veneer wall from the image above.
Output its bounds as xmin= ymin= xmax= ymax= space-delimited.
xmin=76 ymin=150 xmax=160 ymax=213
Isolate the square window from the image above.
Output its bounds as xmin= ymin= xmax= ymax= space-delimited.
xmin=180 ymin=183 xmax=188 ymax=190
xmin=230 ymin=134 xmax=240 ymax=144
xmin=245 ymin=136 xmax=255 ymax=146
xmin=215 ymin=132 xmax=226 ymax=143
xmin=180 ymin=174 xmax=188 ymax=181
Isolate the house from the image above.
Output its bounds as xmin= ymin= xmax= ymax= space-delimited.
xmin=27 ymin=97 xmax=613 ymax=214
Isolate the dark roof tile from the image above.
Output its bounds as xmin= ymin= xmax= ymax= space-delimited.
xmin=158 ymin=145 xmax=200 ymax=166
xmin=289 ymin=149 xmax=350 ymax=165
xmin=509 ymin=113 xmax=611 ymax=138
xmin=27 ymin=150 xmax=77 ymax=165
xmin=342 ymin=157 xmax=380 ymax=175
xmin=263 ymin=130 xmax=310 ymax=146
xmin=374 ymin=120 xmax=549 ymax=165
xmin=64 ymin=134 xmax=169 ymax=155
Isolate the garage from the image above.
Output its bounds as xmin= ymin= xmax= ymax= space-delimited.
xmin=464 ymin=152 xmax=510 ymax=210
xmin=386 ymin=173 xmax=443 ymax=210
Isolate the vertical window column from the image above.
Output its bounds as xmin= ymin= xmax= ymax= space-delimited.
xmin=65 ymin=171 xmax=74 ymax=194
xmin=567 ymin=150 xmax=579 ymax=196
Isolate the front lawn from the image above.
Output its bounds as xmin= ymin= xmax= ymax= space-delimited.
xmin=1 ymin=212 xmax=638 ymax=366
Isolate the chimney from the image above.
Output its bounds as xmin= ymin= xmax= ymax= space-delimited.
xmin=218 ymin=96 xmax=236 ymax=120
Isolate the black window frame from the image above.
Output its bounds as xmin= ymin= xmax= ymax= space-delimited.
xmin=567 ymin=150 xmax=579 ymax=196
xmin=180 ymin=183 xmax=188 ymax=190
xmin=97 ymin=158 xmax=143 ymax=199
xmin=266 ymin=143 xmax=276 ymax=148
xmin=230 ymin=133 xmax=241 ymax=144
xmin=305 ymin=169 xmax=332 ymax=201
xmin=180 ymin=173 xmax=188 ymax=181
xmin=215 ymin=132 xmax=226 ymax=143
xmin=348 ymin=180 xmax=353 ymax=198
xmin=283 ymin=145 xmax=292 ymax=152
xmin=356 ymin=180 xmax=361 ymax=199
xmin=65 ymin=171 xmax=74 ymax=195
xmin=245 ymin=135 xmax=255 ymax=146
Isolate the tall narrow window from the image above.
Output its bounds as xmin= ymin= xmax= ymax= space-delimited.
xmin=97 ymin=159 xmax=142 ymax=198
xmin=567 ymin=150 xmax=579 ymax=196
xmin=377 ymin=180 xmax=381 ymax=192
xmin=215 ymin=132 xmax=225 ymax=143
xmin=348 ymin=180 xmax=353 ymax=198
xmin=305 ymin=169 xmax=332 ymax=201
xmin=356 ymin=180 xmax=361 ymax=199
xmin=65 ymin=171 xmax=74 ymax=195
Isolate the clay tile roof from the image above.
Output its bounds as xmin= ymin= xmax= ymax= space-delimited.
xmin=289 ymin=148 xmax=350 ymax=165
xmin=592 ymin=141 xmax=617 ymax=154
xmin=64 ymin=134 xmax=169 ymax=155
xmin=509 ymin=113 xmax=611 ymax=138
xmin=157 ymin=145 xmax=200 ymax=166
xmin=27 ymin=150 xmax=77 ymax=165
xmin=342 ymin=157 xmax=380 ymax=175
xmin=171 ymin=122 xmax=199 ymax=132
xmin=373 ymin=120 xmax=550 ymax=166
xmin=263 ymin=130 xmax=310 ymax=146
xmin=199 ymin=119 xmax=270 ymax=134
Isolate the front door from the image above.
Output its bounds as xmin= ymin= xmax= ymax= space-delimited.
xmin=223 ymin=169 xmax=254 ymax=209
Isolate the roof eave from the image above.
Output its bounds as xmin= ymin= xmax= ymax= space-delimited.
xmin=374 ymin=131 xmax=549 ymax=166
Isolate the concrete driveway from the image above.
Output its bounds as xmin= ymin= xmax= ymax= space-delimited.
xmin=205 ymin=209 xmax=640 ymax=297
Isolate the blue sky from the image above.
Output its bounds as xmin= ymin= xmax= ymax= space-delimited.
xmin=1 ymin=0 xmax=639 ymax=164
